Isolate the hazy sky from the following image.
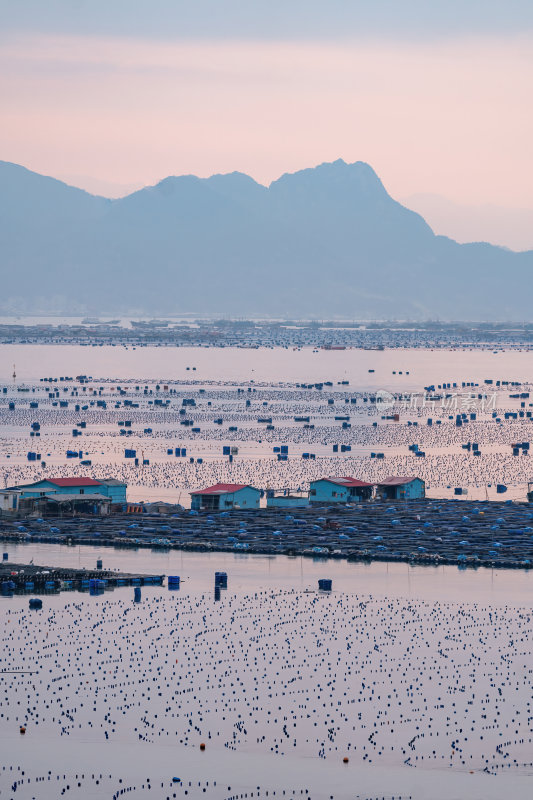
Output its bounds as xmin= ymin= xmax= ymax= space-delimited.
xmin=1 ymin=1 xmax=532 ymax=246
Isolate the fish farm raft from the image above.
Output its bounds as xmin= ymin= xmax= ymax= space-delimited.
xmin=0 ymin=561 xmax=164 ymax=594
xmin=3 ymin=499 xmax=533 ymax=570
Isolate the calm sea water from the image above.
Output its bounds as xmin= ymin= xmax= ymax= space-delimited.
xmin=2 ymin=541 xmax=532 ymax=605
xmin=2 ymin=544 xmax=533 ymax=800
xmin=3 ymin=343 xmax=533 ymax=388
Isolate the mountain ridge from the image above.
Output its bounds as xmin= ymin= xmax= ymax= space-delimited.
xmin=0 ymin=159 xmax=531 ymax=319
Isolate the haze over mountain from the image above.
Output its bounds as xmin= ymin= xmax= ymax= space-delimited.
xmin=1 ymin=158 xmax=531 ymax=320
xmin=402 ymin=193 xmax=533 ymax=253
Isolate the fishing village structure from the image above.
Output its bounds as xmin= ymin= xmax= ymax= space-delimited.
xmin=266 ymin=491 xmax=310 ymax=509
xmin=309 ymin=477 xmax=374 ymax=503
xmin=190 ymin=483 xmax=261 ymax=511
xmin=5 ymin=477 xmax=127 ymax=516
xmin=308 ymin=476 xmax=425 ymax=503
xmin=375 ymin=476 xmax=426 ymax=500
xmin=0 ymin=489 xmax=19 ymax=513
xmin=0 ymin=474 xmax=434 ymax=517
xmin=10 ymin=477 xmax=127 ymax=502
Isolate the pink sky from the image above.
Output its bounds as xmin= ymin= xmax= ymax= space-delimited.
xmin=1 ymin=32 xmax=532 ymax=245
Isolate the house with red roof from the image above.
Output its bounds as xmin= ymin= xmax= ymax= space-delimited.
xmin=309 ymin=477 xmax=374 ymax=503
xmin=190 ymin=483 xmax=260 ymax=511
xmin=9 ymin=477 xmax=127 ymax=503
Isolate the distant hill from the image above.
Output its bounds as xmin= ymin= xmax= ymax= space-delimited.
xmin=0 ymin=158 xmax=531 ymax=319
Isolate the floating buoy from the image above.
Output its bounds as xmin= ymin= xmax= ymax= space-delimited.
xmin=343 ymin=756 xmax=349 ymax=763
xmin=20 ymin=726 xmax=26 ymax=735
xmin=200 ymin=742 xmax=206 ymax=751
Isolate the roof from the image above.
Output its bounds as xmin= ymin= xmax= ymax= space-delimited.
xmin=9 ymin=477 xmax=103 ymax=490
xmin=313 ymin=476 xmax=374 ymax=488
xmin=43 ymin=493 xmax=110 ymax=503
xmin=190 ymin=483 xmax=254 ymax=495
xmin=378 ymin=476 xmax=423 ymax=486
xmin=47 ymin=478 xmax=102 ymax=487
xmin=97 ymin=479 xmax=127 ymax=487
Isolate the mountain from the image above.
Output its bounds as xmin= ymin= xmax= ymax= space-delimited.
xmin=0 ymin=158 xmax=531 ymax=319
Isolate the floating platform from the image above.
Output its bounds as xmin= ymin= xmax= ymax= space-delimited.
xmin=0 ymin=561 xmax=164 ymax=595
xmin=2 ymin=499 xmax=533 ymax=570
